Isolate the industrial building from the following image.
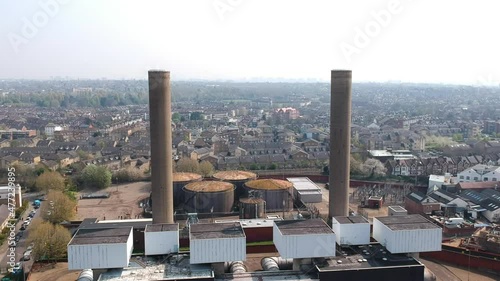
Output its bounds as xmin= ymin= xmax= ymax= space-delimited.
xmin=287 ymin=177 xmax=322 ymax=203
xmin=331 ymin=216 xmax=370 ymax=245
xmin=66 ymin=70 xmax=440 ymax=281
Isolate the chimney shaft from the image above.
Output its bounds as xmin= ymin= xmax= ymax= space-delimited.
xmin=148 ymin=70 xmax=174 ymax=224
xmin=329 ymin=70 xmax=352 ymax=218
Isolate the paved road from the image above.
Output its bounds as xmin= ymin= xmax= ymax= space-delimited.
xmin=0 ymin=200 xmax=41 ymax=277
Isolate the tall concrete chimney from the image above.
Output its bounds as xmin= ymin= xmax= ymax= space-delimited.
xmin=148 ymin=70 xmax=174 ymax=224
xmin=329 ymin=70 xmax=352 ymax=218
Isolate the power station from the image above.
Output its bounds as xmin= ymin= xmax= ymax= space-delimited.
xmin=66 ymin=69 xmax=439 ymax=281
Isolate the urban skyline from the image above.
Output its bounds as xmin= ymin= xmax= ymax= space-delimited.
xmin=1 ymin=0 xmax=500 ymax=85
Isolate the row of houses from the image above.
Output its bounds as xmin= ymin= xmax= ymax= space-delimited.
xmin=386 ymin=154 xmax=500 ymax=177
xmin=405 ymin=187 xmax=500 ymax=223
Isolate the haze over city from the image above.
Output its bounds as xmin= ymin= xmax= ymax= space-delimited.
xmin=1 ymin=0 xmax=500 ymax=85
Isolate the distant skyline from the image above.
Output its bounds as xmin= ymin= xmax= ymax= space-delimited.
xmin=1 ymin=0 xmax=500 ymax=86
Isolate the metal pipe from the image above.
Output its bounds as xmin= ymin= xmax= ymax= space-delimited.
xmin=261 ymin=257 xmax=293 ymax=271
xmin=229 ymin=261 xmax=247 ymax=273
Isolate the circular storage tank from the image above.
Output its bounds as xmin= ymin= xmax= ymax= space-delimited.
xmin=239 ymin=197 xmax=266 ymax=219
xmin=244 ymin=179 xmax=293 ymax=212
xmin=173 ymin=173 xmax=202 ymax=208
xmin=183 ymin=181 xmax=235 ymax=214
xmin=213 ymin=170 xmax=257 ymax=200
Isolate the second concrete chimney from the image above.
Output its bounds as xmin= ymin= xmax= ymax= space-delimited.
xmin=329 ymin=70 xmax=352 ymax=218
xmin=148 ymin=70 xmax=174 ymax=224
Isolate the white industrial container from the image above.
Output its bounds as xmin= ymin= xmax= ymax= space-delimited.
xmin=68 ymin=227 xmax=133 ymax=270
xmin=144 ymin=223 xmax=179 ymax=255
xmin=373 ymin=215 xmax=442 ymax=254
xmin=388 ymin=206 xmax=408 ymax=216
xmin=190 ymin=222 xmax=246 ymax=264
xmin=273 ymin=219 xmax=335 ymax=259
xmin=287 ymin=177 xmax=322 ymax=203
xmin=331 ymin=216 xmax=370 ymax=245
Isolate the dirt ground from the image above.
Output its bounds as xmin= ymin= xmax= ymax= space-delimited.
xmin=76 ymin=181 xmax=151 ymax=220
xmin=28 ymin=263 xmax=79 ymax=281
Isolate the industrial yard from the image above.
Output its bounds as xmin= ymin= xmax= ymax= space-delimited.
xmin=76 ymin=182 xmax=151 ymax=220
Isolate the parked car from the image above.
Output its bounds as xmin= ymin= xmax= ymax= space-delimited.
xmin=22 ymin=250 xmax=31 ymax=261
xmin=26 ymin=242 xmax=34 ymax=251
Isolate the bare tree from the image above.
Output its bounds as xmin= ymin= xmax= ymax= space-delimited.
xmin=199 ymin=161 xmax=215 ymax=177
xmin=176 ymin=158 xmax=200 ymax=173
xmin=28 ymin=219 xmax=71 ymax=262
xmin=35 ymin=171 xmax=65 ymax=193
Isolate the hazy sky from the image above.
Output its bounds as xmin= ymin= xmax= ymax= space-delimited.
xmin=1 ymin=0 xmax=499 ymax=84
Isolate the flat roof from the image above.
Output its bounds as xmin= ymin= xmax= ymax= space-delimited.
xmin=145 ymin=223 xmax=179 ymax=232
xmin=275 ymin=219 xmax=334 ymax=235
xmin=368 ymin=150 xmax=393 ymax=157
xmin=79 ymin=219 xmax=152 ymax=230
xmin=333 ymin=216 xmax=369 ymax=224
xmin=317 ymin=244 xmax=423 ymax=272
xmin=215 ymin=219 xmax=278 ymax=228
xmin=190 ymin=222 xmax=245 ymax=239
xmin=287 ymin=177 xmax=322 ymax=191
xmin=388 ymin=206 xmax=407 ymax=212
xmin=375 ymin=215 xmax=440 ymax=231
xmin=69 ymin=227 xmax=132 ymax=245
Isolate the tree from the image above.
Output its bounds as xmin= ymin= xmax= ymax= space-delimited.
xmin=199 ymin=161 xmax=215 ymax=177
xmin=81 ymin=164 xmax=112 ymax=189
xmin=360 ymin=158 xmax=387 ymax=177
xmin=350 ymin=155 xmax=363 ymax=175
xmin=35 ymin=171 xmax=65 ymax=193
xmin=268 ymin=163 xmax=277 ymax=170
xmin=28 ymin=219 xmax=71 ymax=261
xmin=12 ymin=163 xmax=37 ymax=190
xmin=452 ymin=133 xmax=464 ymax=142
xmin=190 ymin=112 xmax=203 ymax=120
xmin=42 ymin=190 xmax=77 ymax=224
xmin=176 ymin=158 xmax=200 ymax=173
xmin=113 ymin=167 xmax=143 ymax=182
xmin=172 ymin=112 xmax=181 ymax=123
xmin=77 ymin=150 xmax=94 ymax=160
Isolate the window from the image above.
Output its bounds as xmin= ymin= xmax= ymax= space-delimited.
xmin=459 ymin=176 xmax=464 ymax=179
xmin=484 ymin=177 xmax=488 ymax=181
xmin=466 ymin=176 xmax=470 ymax=180
xmin=493 ymin=178 xmax=497 ymax=181
xmin=473 ymin=177 xmax=478 ymax=181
